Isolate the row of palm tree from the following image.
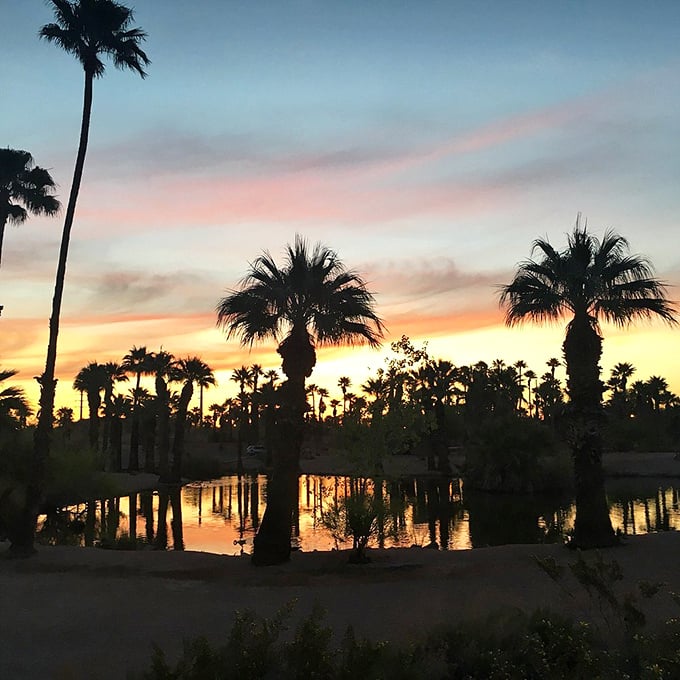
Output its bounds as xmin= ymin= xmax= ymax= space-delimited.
xmin=70 ymin=348 xmax=214 ymax=481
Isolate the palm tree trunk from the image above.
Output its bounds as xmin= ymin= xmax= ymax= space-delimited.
xmin=563 ymin=316 xmax=617 ymax=548
xmin=17 ymin=72 xmax=94 ymax=556
xmin=0 ymin=214 xmax=7 ymax=269
xmin=252 ymin=329 xmax=314 ymax=565
xmin=169 ymin=383 xmax=193 ymax=483
xmin=129 ymin=373 xmax=142 ymax=471
xmin=156 ymin=376 xmax=171 ymax=479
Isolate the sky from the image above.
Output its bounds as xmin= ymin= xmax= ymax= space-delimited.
xmin=2 ymin=0 xmax=680 ymax=414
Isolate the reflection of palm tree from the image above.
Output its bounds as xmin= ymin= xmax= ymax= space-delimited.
xmin=0 ymin=148 xmax=60 ymax=268
xmin=27 ymin=1 xmax=149 ymax=557
xmin=500 ymin=219 xmax=676 ymax=548
xmin=217 ymin=236 xmax=383 ymax=565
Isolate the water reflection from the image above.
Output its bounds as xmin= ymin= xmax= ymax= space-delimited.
xmin=38 ymin=475 xmax=680 ymax=554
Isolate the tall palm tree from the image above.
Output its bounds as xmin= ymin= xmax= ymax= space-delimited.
xmin=217 ymin=236 xmax=383 ymax=565
xmin=0 ymin=148 xmax=60 ymax=268
xmin=22 ymin=1 xmax=149 ymax=556
xmin=121 ymin=345 xmax=153 ymax=470
xmin=500 ymin=219 xmax=676 ymax=548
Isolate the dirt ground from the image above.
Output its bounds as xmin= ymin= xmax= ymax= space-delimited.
xmin=2 ymin=532 xmax=680 ymax=679
xmin=2 ymin=449 xmax=680 ymax=679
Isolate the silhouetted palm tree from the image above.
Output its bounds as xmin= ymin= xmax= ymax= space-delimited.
xmin=101 ymin=361 xmax=128 ymax=459
xmin=338 ymin=376 xmax=351 ymax=416
xmin=121 ymin=345 xmax=153 ymax=471
xmin=73 ymin=361 xmax=107 ymax=450
xmin=169 ymin=357 xmax=214 ymax=482
xmin=0 ymin=148 xmax=60 ymax=268
xmin=500 ymin=218 xmax=676 ymax=548
xmin=217 ymin=236 xmax=383 ymax=565
xmin=23 ymin=1 xmax=149 ymax=556
xmin=150 ymin=350 xmax=177 ymax=478
xmin=0 ymin=369 xmax=31 ymax=430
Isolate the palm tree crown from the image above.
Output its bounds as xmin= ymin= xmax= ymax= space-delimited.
xmin=0 ymin=148 xmax=60 ymax=268
xmin=500 ymin=222 xmax=676 ymax=330
xmin=40 ymin=0 xmax=150 ymax=79
xmin=216 ymin=236 xmax=384 ymax=381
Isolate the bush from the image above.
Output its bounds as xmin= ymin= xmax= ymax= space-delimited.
xmin=320 ymin=486 xmax=389 ymax=562
xmin=137 ymin=597 xmax=680 ymax=679
xmin=464 ymin=416 xmax=571 ymax=493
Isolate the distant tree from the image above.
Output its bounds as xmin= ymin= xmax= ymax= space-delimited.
xmin=338 ymin=376 xmax=351 ymax=416
xmin=0 ymin=148 xmax=60 ymax=268
xmin=121 ymin=345 xmax=153 ymax=471
xmin=169 ymin=357 xmax=214 ymax=482
xmin=73 ymin=362 xmax=107 ymax=450
xmin=500 ymin=218 xmax=676 ymax=548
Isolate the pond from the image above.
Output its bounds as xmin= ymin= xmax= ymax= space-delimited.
xmin=38 ymin=474 xmax=680 ymax=554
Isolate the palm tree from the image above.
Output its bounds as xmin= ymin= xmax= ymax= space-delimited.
xmin=546 ymin=357 xmax=561 ymax=380
xmin=513 ymin=360 xmax=527 ymax=412
xmin=73 ymin=362 xmax=107 ymax=450
xmin=306 ymin=383 xmax=318 ymax=420
xmin=194 ymin=359 xmax=217 ymax=427
xmin=524 ymin=369 xmax=537 ymax=417
xmin=169 ymin=357 xmax=214 ymax=482
xmin=149 ymin=350 xmax=176 ymax=478
xmin=23 ymin=1 xmax=149 ymax=555
xmin=500 ymin=219 xmax=676 ymax=548
xmin=101 ymin=361 xmax=128 ymax=459
xmin=0 ymin=148 xmax=60 ymax=268
xmin=217 ymin=236 xmax=383 ymax=565
xmin=0 ymin=369 xmax=31 ymax=430
xmin=121 ymin=345 xmax=153 ymax=470
xmin=249 ymin=363 xmax=263 ymax=436
xmin=338 ymin=376 xmax=351 ymax=416
xmin=646 ymin=375 xmax=670 ymax=412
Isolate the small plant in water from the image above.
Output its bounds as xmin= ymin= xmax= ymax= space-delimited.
xmin=320 ymin=484 xmax=388 ymax=563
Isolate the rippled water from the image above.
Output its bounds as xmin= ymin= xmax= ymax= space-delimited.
xmin=40 ymin=474 xmax=680 ymax=554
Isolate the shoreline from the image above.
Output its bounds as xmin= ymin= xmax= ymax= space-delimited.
xmin=92 ymin=450 xmax=680 ymax=503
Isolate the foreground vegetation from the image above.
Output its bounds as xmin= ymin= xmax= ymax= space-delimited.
xmin=138 ymin=553 xmax=680 ymax=679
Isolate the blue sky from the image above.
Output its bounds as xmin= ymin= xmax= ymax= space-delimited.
xmin=2 ymin=0 xmax=680 ymax=410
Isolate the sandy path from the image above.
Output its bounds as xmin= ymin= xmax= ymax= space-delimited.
xmin=3 ymin=532 xmax=680 ymax=679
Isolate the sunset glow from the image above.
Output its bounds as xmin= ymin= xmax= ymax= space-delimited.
xmin=2 ymin=2 xmax=679 ymax=414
